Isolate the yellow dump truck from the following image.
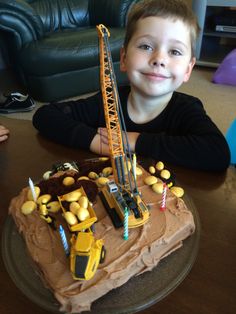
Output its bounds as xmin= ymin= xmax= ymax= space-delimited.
xmin=70 ymin=231 xmax=105 ymax=280
xmin=58 ymin=186 xmax=105 ymax=280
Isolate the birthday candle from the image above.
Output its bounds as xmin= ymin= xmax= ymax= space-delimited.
xmin=28 ymin=177 xmax=37 ymax=202
xmin=123 ymin=207 xmax=129 ymax=240
xmin=59 ymin=225 xmax=70 ymax=256
xmin=132 ymin=153 xmax=137 ymax=180
xmin=160 ymin=183 xmax=167 ymax=211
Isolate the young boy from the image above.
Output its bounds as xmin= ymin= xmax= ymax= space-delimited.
xmin=32 ymin=0 xmax=230 ymax=171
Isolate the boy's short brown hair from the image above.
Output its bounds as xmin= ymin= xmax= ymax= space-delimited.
xmin=124 ymin=0 xmax=200 ymax=57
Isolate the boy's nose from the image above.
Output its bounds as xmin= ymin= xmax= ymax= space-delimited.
xmin=152 ymin=60 xmax=165 ymax=67
xmin=150 ymin=51 xmax=166 ymax=67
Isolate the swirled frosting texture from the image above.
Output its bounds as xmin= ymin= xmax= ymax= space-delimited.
xmin=9 ymin=170 xmax=195 ymax=313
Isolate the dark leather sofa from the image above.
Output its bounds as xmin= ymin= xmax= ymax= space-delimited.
xmin=0 ymin=0 xmax=137 ymax=102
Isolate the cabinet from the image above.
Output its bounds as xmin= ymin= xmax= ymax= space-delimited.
xmin=192 ymin=0 xmax=236 ymax=67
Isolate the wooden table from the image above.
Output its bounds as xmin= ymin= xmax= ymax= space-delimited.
xmin=0 ymin=117 xmax=235 ymax=314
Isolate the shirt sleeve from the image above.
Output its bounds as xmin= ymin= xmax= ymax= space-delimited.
xmin=32 ymin=92 xmax=105 ymax=149
xmin=135 ymin=93 xmax=230 ymax=172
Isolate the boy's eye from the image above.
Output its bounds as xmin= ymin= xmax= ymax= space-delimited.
xmin=138 ymin=44 xmax=153 ymax=51
xmin=170 ymin=49 xmax=182 ymax=56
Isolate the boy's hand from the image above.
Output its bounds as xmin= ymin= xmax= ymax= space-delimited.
xmin=97 ymin=127 xmax=140 ymax=152
xmin=0 ymin=125 xmax=10 ymax=143
xmin=89 ymin=133 xmax=110 ymax=156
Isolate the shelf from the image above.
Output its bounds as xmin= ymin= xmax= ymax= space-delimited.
xmin=197 ymin=36 xmax=235 ymax=67
xmin=195 ymin=60 xmax=219 ymax=68
xmin=207 ymin=0 xmax=236 ymax=7
xmin=204 ymin=30 xmax=236 ymax=38
xmin=193 ymin=0 xmax=236 ymax=66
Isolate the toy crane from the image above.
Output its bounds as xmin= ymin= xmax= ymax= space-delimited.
xmin=96 ymin=24 xmax=150 ymax=229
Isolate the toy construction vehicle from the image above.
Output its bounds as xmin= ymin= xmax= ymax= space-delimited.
xmin=43 ymin=161 xmax=79 ymax=179
xmin=58 ymin=187 xmax=97 ymax=232
xmin=100 ymin=180 xmax=149 ymax=229
xmin=97 ymin=24 xmax=150 ymax=229
xmin=58 ymin=186 xmax=105 ymax=280
xmin=70 ymin=230 xmax=105 ymax=280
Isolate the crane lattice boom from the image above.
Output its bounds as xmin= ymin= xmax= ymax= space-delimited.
xmin=97 ymin=24 xmax=126 ymax=184
xmin=96 ymin=24 xmax=150 ymax=229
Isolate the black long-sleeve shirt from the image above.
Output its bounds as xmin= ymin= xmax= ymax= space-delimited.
xmin=32 ymin=86 xmax=230 ymax=171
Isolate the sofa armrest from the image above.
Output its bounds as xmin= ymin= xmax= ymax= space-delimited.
xmin=89 ymin=0 xmax=138 ymax=27
xmin=0 ymin=0 xmax=44 ymax=50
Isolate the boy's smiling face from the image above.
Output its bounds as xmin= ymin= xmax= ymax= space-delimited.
xmin=120 ymin=16 xmax=195 ymax=99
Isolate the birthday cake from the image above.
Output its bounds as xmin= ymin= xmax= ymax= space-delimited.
xmin=8 ymin=159 xmax=195 ymax=313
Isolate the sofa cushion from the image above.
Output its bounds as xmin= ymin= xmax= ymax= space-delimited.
xmin=0 ymin=0 xmax=135 ymax=101
xmin=19 ymin=27 xmax=124 ymax=76
xmin=31 ymin=0 xmax=90 ymax=32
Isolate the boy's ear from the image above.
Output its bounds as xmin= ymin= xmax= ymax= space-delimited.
xmin=183 ymin=57 xmax=196 ymax=83
xmin=120 ymin=47 xmax=127 ymax=72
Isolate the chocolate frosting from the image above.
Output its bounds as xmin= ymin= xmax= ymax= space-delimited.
xmin=9 ymin=169 xmax=195 ymax=313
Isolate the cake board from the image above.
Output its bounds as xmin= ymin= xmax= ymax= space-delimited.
xmin=1 ymin=194 xmax=200 ymax=314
